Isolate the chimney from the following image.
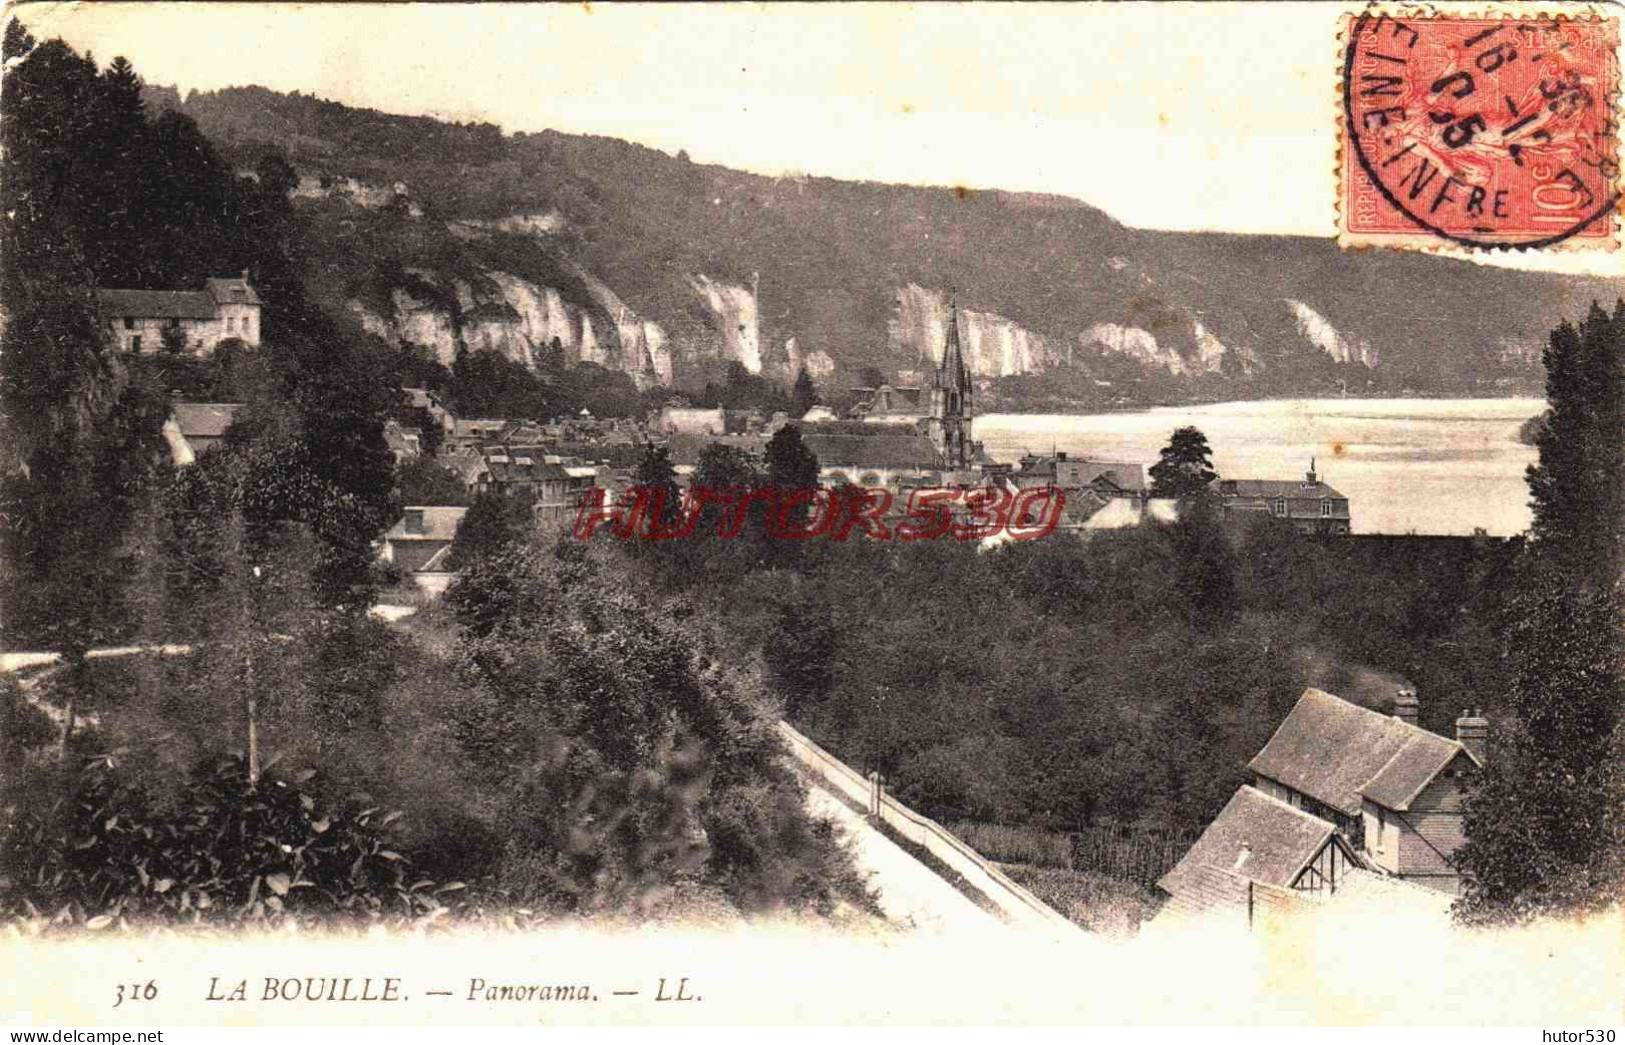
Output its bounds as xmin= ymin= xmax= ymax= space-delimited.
xmin=1456 ymin=708 xmax=1489 ymax=763
xmin=1393 ymin=687 xmax=1419 ymax=726
xmin=241 ymin=268 xmax=250 ymax=283
xmin=1307 ymin=456 xmax=1318 ymax=483
xmin=403 ymin=508 xmax=426 ymax=535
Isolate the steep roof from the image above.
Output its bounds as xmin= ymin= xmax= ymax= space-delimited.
xmin=1159 ymin=785 xmax=1341 ymax=899
xmin=663 ymin=432 xmax=768 ymax=467
xmin=1153 ymin=863 xmax=1311 ymax=929
xmin=1017 ymin=455 xmax=1147 ymax=493
xmin=1219 ymin=478 xmax=1347 ymax=501
xmin=384 ymin=506 xmax=468 ymax=542
xmin=205 ymin=276 xmax=262 ymax=307
xmin=800 ymin=424 xmax=944 ymax=471
xmin=170 ymin=402 xmax=243 ymax=438
xmin=1249 ymin=688 xmax=1474 ymax=816
xmin=97 ymin=288 xmax=218 ymax=320
xmin=1361 ymin=735 xmax=1472 ymax=810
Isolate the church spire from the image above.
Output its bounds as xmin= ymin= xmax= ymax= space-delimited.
xmin=940 ymin=299 xmax=970 ymax=392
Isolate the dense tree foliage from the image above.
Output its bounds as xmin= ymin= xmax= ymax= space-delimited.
xmin=633 ymin=443 xmax=683 ymax=532
xmin=0 ymin=32 xmax=398 ymax=618
xmin=692 ymin=361 xmax=792 ymax=416
xmin=395 ymin=456 xmax=470 ymax=507
xmin=446 ymin=491 xmax=529 ymax=572
xmin=1523 ymin=303 xmax=1625 ymax=586
xmin=1455 ymin=303 xmax=1625 ymax=926
xmin=1148 ymin=426 xmax=1218 ymax=498
xmin=619 ymin=490 xmax=1519 ymax=844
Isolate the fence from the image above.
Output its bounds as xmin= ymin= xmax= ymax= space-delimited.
xmin=1069 ymin=822 xmax=1195 ymax=888
xmin=776 ymin=720 xmax=1078 ymax=934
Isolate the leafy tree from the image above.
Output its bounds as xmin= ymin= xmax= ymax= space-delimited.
xmin=1455 ymin=304 xmax=1625 ymax=926
xmin=694 ymin=442 xmax=761 ymax=492
xmin=763 ymin=424 xmax=821 ymax=551
xmin=396 ymin=457 xmax=469 ymax=507
xmin=1149 ymin=426 xmax=1218 ymax=498
xmin=1165 ymin=489 xmax=1237 ymax=624
xmin=449 ymin=542 xmax=877 ymax=919
xmin=765 ymin=424 xmax=820 ymax=492
xmin=1524 ymin=302 xmax=1625 ymax=587
xmin=447 ymin=490 xmax=528 ymax=572
xmin=694 ymin=361 xmax=789 ymax=415
xmin=633 ymin=442 xmax=683 ymax=532
xmin=789 ymin=368 xmax=820 ymax=419
xmin=448 ymin=345 xmax=548 ymax=420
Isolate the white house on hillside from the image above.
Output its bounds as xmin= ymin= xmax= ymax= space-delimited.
xmin=96 ymin=273 xmax=262 ymax=356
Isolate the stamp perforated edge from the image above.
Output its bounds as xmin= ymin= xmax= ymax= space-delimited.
xmin=1335 ymin=1 xmax=1623 ymax=254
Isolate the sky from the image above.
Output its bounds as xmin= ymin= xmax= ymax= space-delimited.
xmin=14 ymin=1 xmax=1623 ymax=278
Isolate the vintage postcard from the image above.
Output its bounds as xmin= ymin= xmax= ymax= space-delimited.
xmin=1 ymin=0 xmax=1622 ymax=1033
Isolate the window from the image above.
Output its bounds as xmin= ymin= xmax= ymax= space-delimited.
xmin=227 ymin=316 xmax=236 ymax=332
xmin=130 ymin=336 xmax=142 ymax=353
xmin=1274 ymin=498 xmax=1287 ymax=516
xmin=1321 ymin=500 xmax=1332 ymax=517
xmin=123 ymin=316 xmax=135 ymax=330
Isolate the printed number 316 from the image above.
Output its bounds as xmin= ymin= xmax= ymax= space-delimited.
xmin=115 ymin=981 xmax=158 ymax=1008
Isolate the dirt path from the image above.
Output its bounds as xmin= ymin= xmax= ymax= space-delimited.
xmin=804 ymin=783 xmax=1001 ymax=935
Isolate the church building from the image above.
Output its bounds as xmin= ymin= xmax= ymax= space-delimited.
xmin=924 ymin=306 xmax=982 ymax=469
xmin=808 ymin=306 xmax=986 ymax=485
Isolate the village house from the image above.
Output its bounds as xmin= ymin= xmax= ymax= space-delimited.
xmin=846 ymin=384 xmax=928 ymax=425
xmin=1157 ymin=686 xmax=1486 ymax=927
xmin=443 ymin=444 xmax=599 ymax=506
xmin=1011 ymin=451 xmax=1147 ymax=501
xmin=1215 ymin=460 xmax=1351 ymax=534
xmin=382 ymin=420 xmax=422 ymax=463
xmin=380 ymin=506 xmax=468 ymax=574
xmin=161 ymin=402 xmax=243 ymax=467
xmin=1248 ymin=687 xmax=1484 ymax=894
xmin=656 ymin=407 xmax=727 ymax=437
xmin=1156 ymin=785 xmax=1361 ymax=929
xmin=536 ymin=460 xmax=603 ymax=524
xmin=96 ymin=273 xmax=262 ymax=356
xmin=402 ymin=387 xmax=456 ymax=436
xmin=799 ymin=422 xmax=948 ymax=489
xmin=447 ymin=418 xmax=513 ymax=450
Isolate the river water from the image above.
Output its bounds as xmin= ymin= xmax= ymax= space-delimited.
xmin=974 ymin=398 xmax=1544 ymax=536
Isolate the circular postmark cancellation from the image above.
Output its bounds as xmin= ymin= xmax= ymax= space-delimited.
xmin=1341 ymin=9 xmax=1622 ymax=250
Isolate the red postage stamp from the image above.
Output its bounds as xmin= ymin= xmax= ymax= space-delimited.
xmin=1341 ymin=8 xmax=1621 ymax=251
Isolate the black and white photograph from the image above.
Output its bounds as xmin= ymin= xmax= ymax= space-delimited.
xmin=0 ymin=1 xmax=1621 ymax=1031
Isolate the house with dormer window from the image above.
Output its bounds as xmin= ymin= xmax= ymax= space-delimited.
xmin=96 ymin=273 xmax=261 ymax=356
xmin=1215 ymin=459 xmax=1350 ymax=534
xmin=1155 ymin=686 xmax=1487 ymax=928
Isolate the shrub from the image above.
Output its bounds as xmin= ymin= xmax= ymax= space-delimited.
xmin=1 ymin=753 xmax=476 ymax=934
